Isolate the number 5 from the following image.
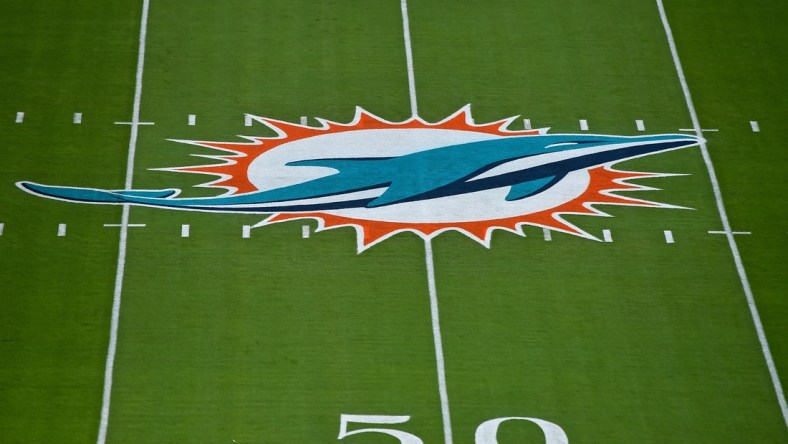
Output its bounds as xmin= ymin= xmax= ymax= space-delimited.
xmin=338 ymin=414 xmax=424 ymax=444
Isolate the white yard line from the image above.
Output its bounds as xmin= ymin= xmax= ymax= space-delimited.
xmin=97 ymin=0 xmax=151 ymax=443
xmin=579 ymin=119 xmax=589 ymax=131
xmin=750 ymin=120 xmax=760 ymax=132
xmin=74 ymin=112 xmax=83 ymax=124
xmin=57 ymin=223 xmax=67 ymax=237
xmin=602 ymin=229 xmax=612 ymax=243
xmin=400 ymin=2 xmax=452 ymax=441
xmin=188 ymin=114 xmax=196 ymax=126
xmin=523 ymin=118 xmax=532 ymax=130
xmin=424 ymin=240 xmax=454 ymax=444
xmin=400 ymin=0 xmax=418 ymax=117
xmin=636 ymin=119 xmax=645 ymax=131
xmin=15 ymin=112 xmax=24 ymax=123
xmin=657 ymin=0 xmax=788 ymax=428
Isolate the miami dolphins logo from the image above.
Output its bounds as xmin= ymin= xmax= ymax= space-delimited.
xmin=18 ymin=106 xmax=699 ymax=252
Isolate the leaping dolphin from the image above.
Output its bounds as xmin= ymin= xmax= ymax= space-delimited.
xmin=18 ymin=133 xmax=699 ymax=213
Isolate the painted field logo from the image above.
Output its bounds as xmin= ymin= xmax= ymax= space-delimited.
xmin=18 ymin=106 xmax=699 ymax=251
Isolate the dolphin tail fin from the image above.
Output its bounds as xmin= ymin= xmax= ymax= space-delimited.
xmin=17 ymin=181 xmax=179 ymax=204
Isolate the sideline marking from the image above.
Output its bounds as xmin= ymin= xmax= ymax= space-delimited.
xmin=301 ymin=224 xmax=310 ymax=239
xmin=188 ymin=114 xmax=196 ymax=126
xmin=15 ymin=112 xmax=24 ymax=123
xmin=602 ymin=229 xmax=612 ymax=243
xmin=244 ymin=114 xmax=252 ymax=127
xmin=300 ymin=116 xmax=307 ymax=126
xmin=57 ymin=223 xmax=67 ymax=237
xmin=114 ymin=121 xmax=154 ymax=126
xmin=0 ymin=223 xmax=4 ymax=236
xmin=425 ymin=240 xmax=454 ymax=444
xmin=97 ymin=0 xmax=151 ymax=443
xmin=400 ymin=0 xmax=418 ymax=117
xmin=636 ymin=119 xmax=645 ymax=131
xmin=543 ymin=228 xmax=552 ymax=241
xmin=181 ymin=224 xmax=190 ymax=238
xmin=708 ymin=230 xmax=751 ymax=235
xmin=658 ymin=0 xmax=788 ymax=428
xmin=664 ymin=230 xmax=674 ymax=244
xmin=750 ymin=120 xmax=760 ymax=132
xmin=523 ymin=118 xmax=532 ymax=130
xmin=242 ymin=225 xmax=251 ymax=238
xmin=74 ymin=113 xmax=83 ymax=124
xmin=579 ymin=119 xmax=589 ymax=131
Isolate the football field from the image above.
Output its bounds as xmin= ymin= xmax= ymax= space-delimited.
xmin=1 ymin=1 xmax=787 ymax=443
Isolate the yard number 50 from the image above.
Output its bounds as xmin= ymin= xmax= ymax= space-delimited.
xmin=338 ymin=414 xmax=568 ymax=443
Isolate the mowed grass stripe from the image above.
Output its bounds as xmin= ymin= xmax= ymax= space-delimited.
xmin=106 ymin=1 xmax=445 ymax=442
xmin=0 ymin=1 xmax=142 ymax=443
xmin=410 ymin=0 xmax=787 ymax=442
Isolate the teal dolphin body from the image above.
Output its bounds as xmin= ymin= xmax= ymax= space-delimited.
xmin=18 ymin=133 xmax=699 ymax=213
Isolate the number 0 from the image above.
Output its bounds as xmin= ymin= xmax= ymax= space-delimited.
xmin=475 ymin=417 xmax=568 ymax=444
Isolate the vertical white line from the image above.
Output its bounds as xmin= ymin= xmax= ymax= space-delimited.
xmin=657 ymin=0 xmax=788 ymax=428
xmin=424 ymin=240 xmax=453 ymax=444
xmin=579 ymin=119 xmax=589 ymax=131
xmin=664 ymin=230 xmax=674 ymax=244
xmin=242 ymin=225 xmax=251 ymax=238
xmin=244 ymin=114 xmax=252 ymax=127
xmin=750 ymin=120 xmax=760 ymax=132
xmin=300 ymin=116 xmax=308 ymax=126
xmin=74 ymin=112 xmax=83 ymax=124
xmin=97 ymin=1 xmax=150 ymax=443
xmin=523 ymin=118 xmax=532 ymax=130
xmin=58 ymin=223 xmax=67 ymax=237
xmin=0 ymin=223 xmax=4 ymax=236
xmin=181 ymin=224 xmax=190 ymax=238
xmin=602 ymin=229 xmax=613 ymax=243
xmin=188 ymin=114 xmax=196 ymax=126
xmin=636 ymin=119 xmax=645 ymax=131
xmin=301 ymin=225 xmax=310 ymax=239
xmin=543 ymin=228 xmax=552 ymax=241
xmin=15 ymin=112 xmax=24 ymax=123
xmin=400 ymin=0 xmax=418 ymax=117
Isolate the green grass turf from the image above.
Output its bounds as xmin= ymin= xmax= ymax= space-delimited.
xmin=0 ymin=1 xmax=140 ymax=442
xmin=0 ymin=0 xmax=786 ymax=443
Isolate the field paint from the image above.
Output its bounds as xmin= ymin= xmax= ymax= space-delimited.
xmin=636 ymin=119 xmax=645 ymax=131
xmin=424 ymin=240 xmax=454 ymax=444
xmin=0 ymin=223 xmax=4 ymax=236
xmin=103 ymin=223 xmax=146 ymax=228
xmin=114 ymin=121 xmax=154 ymax=125
xmin=300 ymin=116 xmax=307 ymax=126
xmin=57 ymin=223 xmax=67 ymax=237
xmin=97 ymin=0 xmax=151 ymax=443
xmin=708 ymin=230 xmax=751 ymax=235
xmin=602 ymin=229 xmax=612 ymax=242
xmin=664 ymin=230 xmax=674 ymax=244
xmin=750 ymin=120 xmax=760 ymax=132
xmin=658 ymin=0 xmax=788 ymax=428
xmin=301 ymin=224 xmax=310 ymax=238
xmin=579 ymin=119 xmax=589 ymax=131
xmin=244 ymin=114 xmax=252 ymax=127
xmin=181 ymin=224 xmax=190 ymax=238
xmin=523 ymin=118 xmax=532 ymax=130
xmin=188 ymin=114 xmax=196 ymax=126
xmin=15 ymin=112 xmax=24 ymax=123
xmin=242 ymin=225 xmax=251 ymax=238
xmin=679 ymin=128 xmax=717 ymax=132
xmin=400 ymin=0 xmax=418 ymax=116
xmin=543 ymin=228 xmax=552 ymax=241
xmin=73 ymin=113 xmax=83 ymax=124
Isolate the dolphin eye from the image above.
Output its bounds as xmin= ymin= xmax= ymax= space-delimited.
xmin=545 ymin=142 xmax=579 ymax=149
